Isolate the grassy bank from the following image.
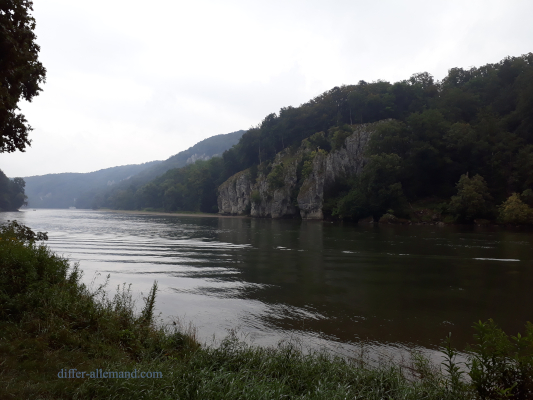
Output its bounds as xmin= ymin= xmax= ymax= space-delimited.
xmin=1 ymin=221 xmax=531 ymax=399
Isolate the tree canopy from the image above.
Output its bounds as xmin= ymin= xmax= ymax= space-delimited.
xmin=0 ymin=0 xmax=46 ymax=153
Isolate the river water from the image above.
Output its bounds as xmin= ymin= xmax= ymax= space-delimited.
xmin=2 ymin=209 xmax=533 ymax=362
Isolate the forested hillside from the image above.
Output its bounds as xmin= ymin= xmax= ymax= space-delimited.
xmin=23 ymin=162 xmax=162 ymax=209
xmin=75 ymin=130 xmax=245 ymax=209
xmin=102 ymin=54 xmax=533 ymax=223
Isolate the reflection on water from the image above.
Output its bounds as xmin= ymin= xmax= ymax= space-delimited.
xmin=2 ymin=209 xmax=533 ymax=361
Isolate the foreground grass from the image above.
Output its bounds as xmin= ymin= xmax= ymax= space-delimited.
xmin=1 ymin=221 xmax=531 ymax=399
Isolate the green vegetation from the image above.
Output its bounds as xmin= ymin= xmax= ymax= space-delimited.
xmin=110 ymin=53 xmax=533 ymax=223
xmin=448 ymin=173 xmax=493 ymax=223
xmin=498 ymin=192 xmax=533 ymax=224
xmin=2 ymin=220 xmax=532 ymax=399
xmin=333 ymin=153 xmax=407 ymax=220
xmin=0 ymin=0 xmax=46 ymax=153
xmin=0 ymin=169 xmax=27 ymax=211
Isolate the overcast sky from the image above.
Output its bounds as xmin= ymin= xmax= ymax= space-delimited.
xmin=2 ymin=0 xmax=532 ymax=177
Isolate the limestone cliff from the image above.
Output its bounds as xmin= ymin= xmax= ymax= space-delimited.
xmin=250 ymin=150 xmax=300 ymax=218
xmin=218 ymin=122 xmax=383 ymax=219
xmin=217 ymin=170 xmax=252 ymax=215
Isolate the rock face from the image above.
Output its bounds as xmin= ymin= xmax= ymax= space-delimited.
xmin=217 ymin=170 xmax=252 ymax=215
xmin=251 ymin=150 xmax=299 ymax=218
xmin=218 ymin=122 xmax=381 ymax=219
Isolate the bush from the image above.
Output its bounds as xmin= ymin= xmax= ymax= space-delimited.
xmin=467 ymin=320 xmax=533 ymax=399
xmin=302 ymin=131 xmax=331 ymax=152
xmin=330 ymin=126 xmax=353 ymax=151
xmin=498 ymin=193 xmax=533 ymax=224
xmin=449 ymin=174 xmax=493 ymax=222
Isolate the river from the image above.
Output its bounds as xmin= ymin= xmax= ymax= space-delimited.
xmin=2 ymin=209 xmax=532 ymax=363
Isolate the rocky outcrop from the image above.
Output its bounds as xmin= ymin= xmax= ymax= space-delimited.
xmin=217 ymin=170 xmax=252 ymax=215
xmin=218 ymin=122 xmax=383 ymax=219
xmin=251 ymin=151 xmax=299 ymax=218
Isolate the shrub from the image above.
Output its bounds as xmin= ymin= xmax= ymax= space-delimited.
xmin=0 ymin=220 xmax=48 ymax=242
xmin=449 ymin=174 xmax=493 ymax=222
xmin=330 ymin=126 xmax=352 ymax=151
xmin=498 ymin=193 xmax=533 ymax=224
xmin=303 ymin=131 xmax=331 ymax=152
xmin=467 ymin=319 xmax=533 ymax=399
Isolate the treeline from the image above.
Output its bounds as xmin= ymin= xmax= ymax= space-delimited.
xmin=0 ymin=169 xmax=26 ymax=211
xmin=108 ymin=53 xmax=533 ymax=221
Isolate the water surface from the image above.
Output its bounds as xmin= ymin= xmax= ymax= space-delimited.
xmin=2 ymin=209 xmax=532 ymax=360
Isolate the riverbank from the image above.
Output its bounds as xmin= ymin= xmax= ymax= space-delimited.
xmin=1 ymin=221 xmax=530 ymax=399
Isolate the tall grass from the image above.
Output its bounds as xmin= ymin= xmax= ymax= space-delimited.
xmin=1 ymin=220 xmax=531 ymax=399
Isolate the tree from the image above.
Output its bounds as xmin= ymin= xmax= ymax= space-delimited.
xmin=0 ymin=169 xmax=27 ymax=210
xmin=449 ymin=174 xmax=493 ymax=222
xmin=0 ymin=0 xmax=46 ymax=153
xmin=498 ymin=193 xmax=533 ymax=225
xmin=333 ymin=153 xmax=407 ymax=220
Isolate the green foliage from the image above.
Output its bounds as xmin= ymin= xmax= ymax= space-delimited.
xmin=449 ymin=174 xmax=493 ymax=222
xmin=303 ymin=131 xmax=331 ymax=152
xmin=132 ymin=157 xmax=226 ymax=213
xmin=0 ymin=169 xmax=27 ymax=210
xmin=0 ymin=0 xmax=47 ymax=153
xmin=0 ymin=219 xmax=47 ymax=242
xmin=441 ymin=333 xmax=467 ymax=396
xmin=498 ymin=193 xmax=533 ymax=224
xmin=267 ymin=163 xmax=285 ymax=190
xmin=466 ymin=319 xmax=533 ymax=399
xmin=334 ymin=153 xmax=407 ymax=220
xmin=330 ymin=125 xmax=354 ymax=151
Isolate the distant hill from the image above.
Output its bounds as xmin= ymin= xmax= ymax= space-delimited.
xmin=23 ymin=130 xmax=245 ymax=209
xmin=124 ymin=130 xmax=245 ymax=186
xmin=23 ymin=161 xmax=162 ymax=209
